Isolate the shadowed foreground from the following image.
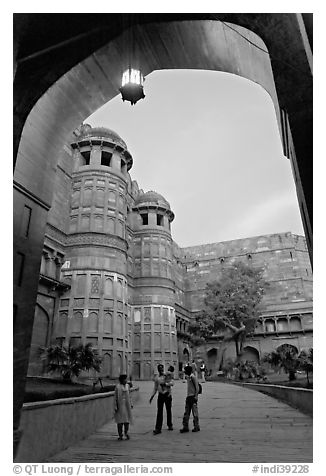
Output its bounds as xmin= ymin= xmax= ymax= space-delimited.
xmin=48 ymin=380 xmax=312 ymax=463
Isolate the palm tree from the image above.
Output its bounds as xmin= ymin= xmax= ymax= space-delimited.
xmin=40 ymin=343 xmax=102 ymax=382
xmin=263 ymin=344 xmax=298 ymax=381
xmin=297 ymin=348 xmax=313 ymax=386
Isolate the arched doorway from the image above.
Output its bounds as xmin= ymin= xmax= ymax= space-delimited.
xmin=27 ymin=304 xmax=49 ymax=376
xmin=183 ymin=348 xmax=190 ymax=364
xmin=241 ymin=346 xmax=260 ymax=363
xmin=276 ymin=343 xmax=298 ymax=355
xmin=207 ymin=348 xmax=218 ymax=373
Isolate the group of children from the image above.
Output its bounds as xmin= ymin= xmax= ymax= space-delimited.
xmin=114 ymin=364 xmax=200 ymax=440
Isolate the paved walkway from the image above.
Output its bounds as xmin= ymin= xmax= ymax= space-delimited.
xmin=48 ymin=381 xmax=312 ymax=463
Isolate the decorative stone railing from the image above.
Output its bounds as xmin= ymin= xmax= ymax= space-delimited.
xmin=15 ymin=387 xmax=139 ymax=463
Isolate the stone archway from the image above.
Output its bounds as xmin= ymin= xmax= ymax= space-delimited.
xmin=241 ymin=346 xmax=260 ymax=363
xmin=14 ymin=18 xmax=281 ymax=405
xmin=13 ymin=14 xmax=313 ymax=453
xmin=277 ymin=343 xmax=299 ymax=355
xmin=207 ymin=348 xmax=218 ymax=373
xmin=183 ymin=348 xmax=190 ymax=363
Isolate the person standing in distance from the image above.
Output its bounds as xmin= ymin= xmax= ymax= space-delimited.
xmin=200 ymin=362 xmax=206 ymax=383
xmin=149 ymin=364 xmax=174 ymax=434
xmin=191 ymin=359 xmax=198 ymax=378
xmin=180 ymin=365 xmax=200 ymax=433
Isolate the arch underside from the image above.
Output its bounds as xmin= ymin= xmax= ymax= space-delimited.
xmin=15 ymin=20 xmax=279 ymax=207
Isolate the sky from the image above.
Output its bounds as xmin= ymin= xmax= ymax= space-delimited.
xmin=86 ymin=69 xmax=304 ymax=248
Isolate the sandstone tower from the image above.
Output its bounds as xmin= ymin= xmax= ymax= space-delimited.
xmin=129 ymin=191 xmax=178 ymax=379
xmin=55 ymin=125 xmax=133 ymax=378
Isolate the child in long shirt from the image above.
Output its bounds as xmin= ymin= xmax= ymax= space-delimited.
xmin=114 ymin=374 xmax=133 ymax=440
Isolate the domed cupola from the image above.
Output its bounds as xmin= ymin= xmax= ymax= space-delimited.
xmin=71 ymin=124 xmax=133 ymax=173
xmin=133 ymin=190 xmax=174 ymax=227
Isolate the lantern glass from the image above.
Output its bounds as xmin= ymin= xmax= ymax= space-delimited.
xmin=122 ymin=68 xmax=143 ymax=86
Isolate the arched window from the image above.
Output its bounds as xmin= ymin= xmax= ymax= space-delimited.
xmin=57 ymin=312 xmax=68 ymax=336
xmin=154 ymin=333 xmax=161 ymax=348
xmin=125 ymin=355 xmax=128 ymax=375
xmin=116 ymin=220 xmax=124 ymax=237
xmin=94 ymin=215 xmax=103 ymax=232
xmin=144 ymin=243 xmax=150 ymax=257
xmin=290 ymin=316 xmax=302 ymax=331
xmin=134 ymin=309 xmax=141 ymax=323
xmin=164 ymin=334 xmax=170 ymax=350
xmin=102 ymin=353 xmax=112 ymax=376
xmin=118 ymin=195 xmax=124 ymax=210
xmin=80 ymin=215 xmax=90 ymax=231
xmin=69 ymin=216 xmax=78 ymax=233
xmin=152 ymin=308 xmax=160 ymax=324
xmin=108 ymin=191 xmax=116 ymax=204
xmin=144 ymin=333 xmax=151 ymax=351
xmin=133 ymin=334 xmax=141 ymax=350
xmin=133 ymin=361 xmax=140 ymax=379
xmin=95 ymin=189 xmax=105 ymax=206
xmin=71 ymin=189 xmax=80 ymax=208
xmin=277 ymin=318 xmax=289 ymax=332
xmin=72 ymin=311 xmax=83 ymax=333
xmin=116 ymin=280 xmax=123 ymax=298
xmin=117 ymin=354 xmax=123 ymax=374
xmin=125 ymin=316 xmax=128 ymax=336
xmin=103 ymin=312 xmax=112 ymax=333
xmin=106 ymin=218 xmax=115 ymax=234
xmin=87 ymin=312 xmax=98 ymax=333
xmin=163 ymin=308 xmax=169 ymax=323
xmin=117 ymin=313 xmax=124 ymax=335
xmin=104 ymin=278 xmax=113 ymax=296
xmin=83 ymin=188 xmax=92 ymax=206
xmin=265 ymin=319 xmax=276 ymax=333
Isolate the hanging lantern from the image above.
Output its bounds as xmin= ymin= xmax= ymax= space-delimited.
xmin=119 ymin=68 xmax=145 ymax=105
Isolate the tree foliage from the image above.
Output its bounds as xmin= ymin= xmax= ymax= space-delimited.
xmin=221 ymin=358 xmax=268 ymax=381
xmin=188 ymin=262 xmax=268 ymax=357
xmin=40 ymin=343 xmax=102 ymax=382
xmin=297 ymin=348 xmax=313 ymax=385
xmin=263 ymin=344 xmax=299 ymax=381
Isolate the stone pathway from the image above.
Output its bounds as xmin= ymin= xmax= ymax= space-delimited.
xmin=48 ymin=381 xmax=312 ymax=463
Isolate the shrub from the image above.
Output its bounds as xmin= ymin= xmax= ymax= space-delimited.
xmin=40 ymin=343 xmax=102 ymax=382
